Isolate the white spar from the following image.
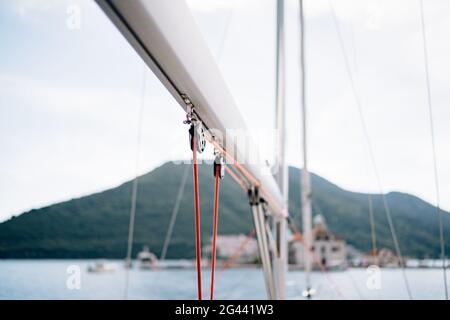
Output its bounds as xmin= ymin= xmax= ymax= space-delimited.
xmin=96 ymin=0 xmax=287 ymax=218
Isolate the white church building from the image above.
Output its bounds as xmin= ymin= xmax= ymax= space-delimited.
xmin=289 ymin=214 xmax=347 ymax=270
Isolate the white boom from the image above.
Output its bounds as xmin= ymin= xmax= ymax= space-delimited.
xmin=96 ymin=0 xmax=287 ymax=219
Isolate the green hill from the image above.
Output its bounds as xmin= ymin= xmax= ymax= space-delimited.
xmin=0 ymin=162 xmax=449 ymax=259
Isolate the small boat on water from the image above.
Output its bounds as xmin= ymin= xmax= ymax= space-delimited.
xmin=87 ymin=260 xmax=117 ymax=273
xmin=138 ymin=246 xmax=158 ymax=269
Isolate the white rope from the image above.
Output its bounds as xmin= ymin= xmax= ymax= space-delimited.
xmin=419 ymin=0 xmax=448 ymax=300
xmin=328 ymin=0 xmax=412 ymax=299
xmin=123 ymin=69 xmax=147 ymax=300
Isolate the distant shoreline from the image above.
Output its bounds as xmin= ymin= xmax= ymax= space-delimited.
xmin=0 ymin=258 xmax=447 ymax=270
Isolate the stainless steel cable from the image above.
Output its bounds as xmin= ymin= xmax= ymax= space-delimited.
xmin=419 ymin=0 xmax=448 ymax=300
xmin=367 ymin=194 xmax=378 ymax=265
xmin=349 ymin=21 xmax=378 ymax=264
xmin=328 ymin=0 xmax=412 ymax=299
xmin=216 ymin=5 xmax=235 ymax=64
xmin=160 ymin=165 xmax=190 ymax=261
xmin=123 ymin=69 xmax=147 ymax=300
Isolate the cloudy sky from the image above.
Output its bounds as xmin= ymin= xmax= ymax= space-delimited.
xmin=1 ymin=0 xmax=450 ymax=222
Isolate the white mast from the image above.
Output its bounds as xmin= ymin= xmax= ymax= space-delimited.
xmin=273 ymin=0 xmax=288 ymax=300
xmin=299 ymin=0 xmax=313 ymax=298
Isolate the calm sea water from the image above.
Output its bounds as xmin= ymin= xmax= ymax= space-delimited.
xmin=0 ymin=260 xmax=447 ymax=300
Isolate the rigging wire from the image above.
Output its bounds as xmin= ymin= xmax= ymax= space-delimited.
xmin=367 ymin=194 xmax=378 ymax=263
xmin=225 ymin=165 xmax=248 ymax=191
xmin=349 ymin=20 xmax=382 ymax=298
xmin=418 ymin=0 xmax=448 ymax=300
xmin=298 ymin=0 xmax=348 ymax=300
xmin=216 ymin=4 xmax=235 ymax=64
xmin=123 ymin=69 xmax=148 ymax=300
xmin=209 ymin=138 xmax=287 ymax=213
xmin=349 ymin=20 xmax=379 ymax=265
xmin=160 ymin=165 xmax=190 ymax=261
xmin=328 ymin=0 xmax=413 ymax=299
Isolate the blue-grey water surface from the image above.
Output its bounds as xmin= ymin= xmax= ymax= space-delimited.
xmin=0 ymin=260 xmax=447 ymax=300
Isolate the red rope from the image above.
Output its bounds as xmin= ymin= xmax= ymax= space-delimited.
xmin=210 ymin=165 xmax=221 ymax=300
xmin=192 ymin=137 xmax=202 ymax=300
